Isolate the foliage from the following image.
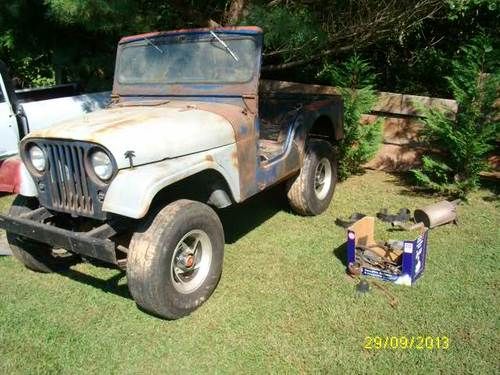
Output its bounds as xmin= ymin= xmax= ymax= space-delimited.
xmin=319 ymin=55 xmax=383 ymax=179
xmin=12 ymin=56 xmax=55 ymax=87
xmin=241 ymin=4 xmax=327 ymax=63
xmin=243 ymin=0 xmax=443 ymax=73
xmin=0 ymin=0 xmax=228 ymax=90
xmin=0 ymin=0 xmax=497 ymax=97
xmin=412 ymin=36 xmax=499 ymax=197
xmin=373 ymin=0 xmax=499 ymax=96
xmin=45 ymin=0 xmax=139 ymax=32
xmin=446 ymin=0 xmax=498 ymax=19
xmin=0 ymin=1 xmax=55 ymax=88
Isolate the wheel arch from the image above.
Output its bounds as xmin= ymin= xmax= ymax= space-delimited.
xmin=149 ymin=168 xmax=235 ymax=211
xmin=293 ymin=99 xmax=344 ymax=153
xmin=309 ymin=115 xmax=336 ymax=144
xmin=102 ymin=145 xmax=240 ymax=219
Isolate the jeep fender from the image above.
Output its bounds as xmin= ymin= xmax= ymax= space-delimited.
xmin=294 ymin=99 xmax=344 ymax=152
xmin=102 ymin=143 xmax=240 ymax=219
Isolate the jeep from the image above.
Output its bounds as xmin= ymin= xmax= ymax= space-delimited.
xmin=0 ymin=26 xmax=343 ymax=319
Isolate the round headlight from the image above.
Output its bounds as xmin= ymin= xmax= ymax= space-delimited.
xmin=90 ymin=150 xmax=113 ymax=181
xmin=29 ymin=145 xmax=46 ymax=172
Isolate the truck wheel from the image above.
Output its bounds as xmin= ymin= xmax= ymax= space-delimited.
xmin=287 ymin=140 xmax=337 ymax=216
xmin=127 ymin=199 xmax=224 ymax=319
xmin=6 ymin=196 xmax=76 ymax=273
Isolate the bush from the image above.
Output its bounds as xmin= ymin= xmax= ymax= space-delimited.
xmin=319 ymin=55 xmax=383 ymax=179
xmin=411 ymin=36 xmax=499 ymax=197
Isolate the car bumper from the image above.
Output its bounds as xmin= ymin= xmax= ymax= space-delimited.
xmin=0 ymin=212 xmax=117 ymax=264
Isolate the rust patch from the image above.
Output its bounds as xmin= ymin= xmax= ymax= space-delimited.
xmin=120 ymin=26 xmax=263 ymax=44
xmin=230 ymin=151 xmax=239 ymax=168
xmin=193 ymin=102 xmax=258 ymax=201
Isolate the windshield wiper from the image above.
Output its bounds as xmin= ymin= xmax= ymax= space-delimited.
xmin=143 ymin=36 xmax=164 ymax=54
xmin=210 ymin=31 xmax=239 ymax=62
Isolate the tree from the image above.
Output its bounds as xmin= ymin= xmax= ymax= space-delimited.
xmin=0 ymin=0 xmax=228 ymax=89
xmin=411 ymin=36 xmax=499 ymax=196
xmin=240 ymin=1 xmax=443 ymax=72
xmin=224 ymin=0 xmax=247 ymax=24
xmin=0 ymin=0 xmax=497 ymax=97
xmin=319 ymin=55 xmax=383 ymax=179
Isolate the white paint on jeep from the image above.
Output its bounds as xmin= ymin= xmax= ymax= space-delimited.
xmin=18 ymin=160 xmax=37 ymax=197
xmin=103 ymin=143 xmax=239 ymax=218
xmin=25 ymin=104 xmax=236 ymax=169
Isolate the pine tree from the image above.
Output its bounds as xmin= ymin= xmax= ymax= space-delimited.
xmin=412 ymin=36 xmax=499 ymax=197
xmin=320 ymin=55 xmax=383 ymax=179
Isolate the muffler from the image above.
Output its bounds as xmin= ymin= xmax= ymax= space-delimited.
xmin=413 ymin=200 xmax=460 ymax=228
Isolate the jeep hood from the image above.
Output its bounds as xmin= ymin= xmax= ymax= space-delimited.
xmin=25 ymin=103 xmax=237 ymax=168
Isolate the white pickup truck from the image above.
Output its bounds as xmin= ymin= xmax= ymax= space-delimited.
xmin=0 ymin=60 xmax=110 ymax=193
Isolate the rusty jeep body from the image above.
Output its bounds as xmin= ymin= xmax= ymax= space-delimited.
xmin=0 ymin=26 xmax=343 ymax=319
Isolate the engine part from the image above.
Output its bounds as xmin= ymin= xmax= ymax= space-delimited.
xmin=386 ymin=239 xmax=404 ymax=251
xmin=376 ymin=208 xmax=411 ymax=223
xmin=335 ymin=212 xmax=366 ymax=228
xmin=413 ymin=200 xmax=460 ymax=228
xmin=348 ymin=261 xmax=362 ymax=276
xmin=355 ymin=245 xmax=402 ymax=275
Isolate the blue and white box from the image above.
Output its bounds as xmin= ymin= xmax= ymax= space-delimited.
xmin=346 ymin=216 xmax=428 ymax=286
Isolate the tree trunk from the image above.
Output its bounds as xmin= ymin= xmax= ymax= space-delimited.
xmin=224 ymin=0 xmax=246 ymax=25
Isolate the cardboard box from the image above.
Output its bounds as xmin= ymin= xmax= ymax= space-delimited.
xmin=346 ymin=217 xmax=428 ymax=286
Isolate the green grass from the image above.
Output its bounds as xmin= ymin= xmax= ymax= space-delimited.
xmin=0 ymin=171 xmax=498 ymax=374
xmin=0 ymin=194 xmax=13 ymax=214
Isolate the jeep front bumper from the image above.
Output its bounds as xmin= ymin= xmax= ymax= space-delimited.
xmin=0 ymin=211 xmax=118 ymax=264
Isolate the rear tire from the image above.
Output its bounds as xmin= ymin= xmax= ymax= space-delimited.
xmin=287 ymin=140 xmax=337 ymax=216
xmin=6 ymin=196 xmax=75 ymax=273
xmin=127 ymin=199 xmax=224 ymax=319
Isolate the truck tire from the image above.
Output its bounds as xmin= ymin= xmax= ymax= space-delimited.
xmin=127 ymin=199 xmax=224 ymax=319
xmin=6 ymin=195 xmax=75 ymax=273
xmin=287 ymin=140 xmax=337 ymax=216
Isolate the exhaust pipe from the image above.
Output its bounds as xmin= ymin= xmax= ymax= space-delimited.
xmin=413 ymin=200 xmax=460 ymax=228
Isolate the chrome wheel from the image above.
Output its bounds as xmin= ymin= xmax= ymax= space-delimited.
xmin=314 ymin=157 xmax=332 ymax=200
xmin=170 ymin=229 xmax=212 ymax=294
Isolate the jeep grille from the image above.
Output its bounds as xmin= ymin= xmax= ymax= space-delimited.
xmin=46 ymin=142 xmax=93 ymax=213
xmin=28 ymin=140 xmax=111 ymax=220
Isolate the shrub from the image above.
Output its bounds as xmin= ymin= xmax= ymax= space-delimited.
xmin=319 ymin=55 xmax=383 ymax=179
xmin=411 ymin=36 xmax=499 ymax=197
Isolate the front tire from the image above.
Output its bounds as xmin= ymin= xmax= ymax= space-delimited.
xmin=287 ymin=140 xmax=337 ymax=216
xmin=127 ymin=199 xmax=224 ymax=319
xmin=6 ymin=196 xmax=75 ymax=273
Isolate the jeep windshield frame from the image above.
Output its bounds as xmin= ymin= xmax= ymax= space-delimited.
xmin=113 ymin=27 xmax=263 ymax=98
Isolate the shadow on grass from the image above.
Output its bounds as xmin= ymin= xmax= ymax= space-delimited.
xmin=55 ymin=183 xmax=289 ymax=302
xmin=59 ymin=268 xmax=131 ymax=300
xmin=218 ymin=183 xmax=288 ymax=244
xmin=480 ymin=179 xmax=499 ymax=202
xmin=384 ymin=171 xmax=438 ymax=198
xmin=332 ymin=242 xmax=347 ymax=267
xmin=387 ymin=170 xmax=500 ymax=202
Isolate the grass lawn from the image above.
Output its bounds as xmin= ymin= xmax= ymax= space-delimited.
xmin=0 ymin=171 xmax=498 ymax=373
